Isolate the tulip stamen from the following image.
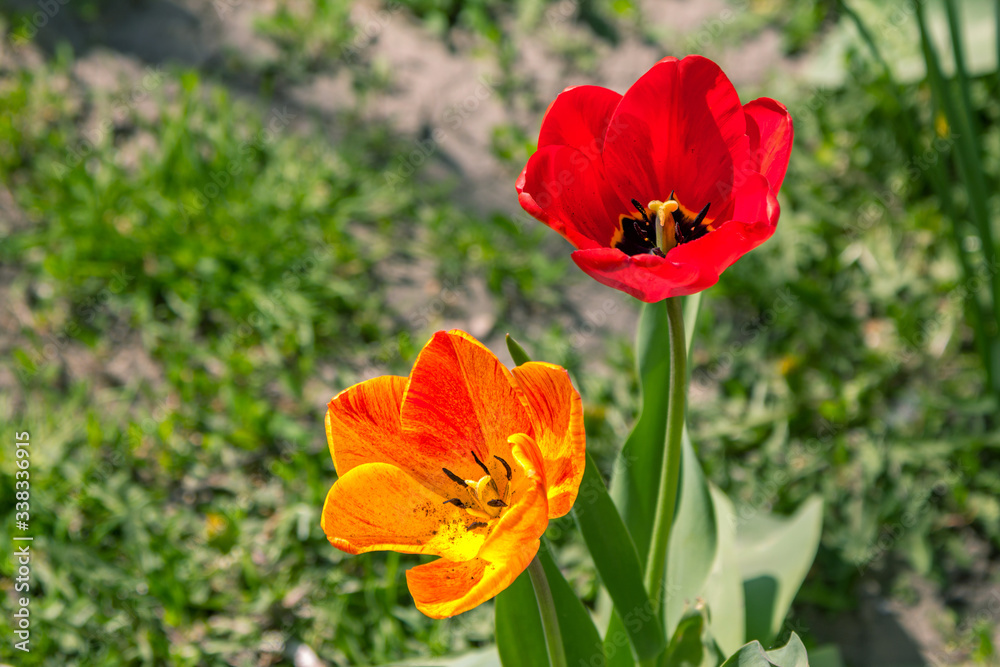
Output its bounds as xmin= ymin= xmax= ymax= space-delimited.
xmin=487 ymin=499 xmax=508 ymax=507
xmin=467 ymin=521 xmax=488 ymax=531
xmin=471 ymin=450 xmax=492 ymax=478
xmin=614 ymin=193 xmax=715 ymax=256
xmin=442 ymin=468 xmax=468 ymax=487
xmin=443 ymin=498 xmax=467 ymax=508
xmin=494 ymin=455 xmax=513 ymax=481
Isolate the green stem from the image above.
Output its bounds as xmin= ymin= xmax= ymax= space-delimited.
xmin=642 ymin=297 xmax=686 ymax=631
xmin=527 ymin=555 xmax=566 ymax=667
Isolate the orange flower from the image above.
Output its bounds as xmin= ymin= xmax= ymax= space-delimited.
xmin=321 ymin=330 xmax=586 ymax=618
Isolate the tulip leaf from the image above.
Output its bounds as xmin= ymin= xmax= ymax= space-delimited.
xmin=604 ymin=611 xmax=637 ymax=667
xmin=663 ymin=607 xmax=724 ymax=667
xmin=663 ymin=431 xmax=719 ymax=642
xmin=505 ymin=334 xmax=532 ymax=367
xmin=573 ymin=454 xmax=665 ymax=660
xmin=702 ymin=486 xmax=747 ymax=657
xmin=536 ymin=540 xmax=606 ymax=667
xmin=718 ymin=633 xmax=809 ymax=667
xmin=611 ymin=293 xmax=702 ymax=562
xmin=495 ymin=541 xmax=605 ymax=667
xmin=495 ymin=567 xmax=549 ymax=667
xmin=611 ymin=301 xmax=672 ymax=560
xmin=736 ymin=496 xmax=824 ymax=646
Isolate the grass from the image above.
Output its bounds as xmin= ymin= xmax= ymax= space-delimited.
xmin=1 ymin=0 xmax=999 ymax=665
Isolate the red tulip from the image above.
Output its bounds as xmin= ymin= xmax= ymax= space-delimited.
xmin=516 ymin=55 xmax=793 ymax=303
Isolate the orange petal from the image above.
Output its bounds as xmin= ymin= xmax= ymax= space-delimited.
xmin=325 ymin=375 xmax=409 ymax=476
xmin=511 ymin=362 xmax=586 ymax=518
xmin=321 ymin=462 xmax=487 ymax=562
xmin=479 ymin=433 xmax=550 ymax=562
xmin=399 ymin=330 xmax=533 ymax=489
xmin=405 ymin=544 xmax=539 ymax=619
xmin=405 ymin=435 xmax=550 ymax=618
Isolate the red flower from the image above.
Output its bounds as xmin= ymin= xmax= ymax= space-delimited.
xmin=516 ymin=55 xmax=793 ymax=303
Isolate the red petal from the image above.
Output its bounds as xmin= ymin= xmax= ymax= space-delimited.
xmin=571 ymin=247 xmax=713 ymax=302
xmin=667 ymin=172 xmax=779 ymax=277
xmin=602 ymin=55 xmax=749 ymax=213
xmin=518 ymin=145 xmax=628 ymax=249
xmin=570 ymin=173 xmax=777 ymax=302
xmin=538 ymin=85 xmax=623 ymax=153
xmin=744 ymin=98 xmax=794 ymax=193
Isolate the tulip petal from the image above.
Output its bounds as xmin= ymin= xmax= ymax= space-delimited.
xmin=325 ymin=375 xmax=409 ymax=477
xmin=518 ymin=145 xmax=628 ymax=249
xmin=667 ymin=172 xmax=779 ymax=277
xmin=405 ymin=545 xmax=538 ymax=619
xmin=571 ymin=247 xmax=712 ymax=303
xmin=321 ymin=462 xmax=487 ymax=562
xmin=538 ymin=85 xmax=623 ymax=153
xmin=400 ymin=330 xmax=533 ymax=491
xmin=511 ymin=363 xmax=586 ymax=518
xmin=405 ymin=435 xmax=549 ymax=618
xmin=602 ymin=55 xmax=749 ymax=216
xmin=744 ymin=97 xmax=794 ymax=193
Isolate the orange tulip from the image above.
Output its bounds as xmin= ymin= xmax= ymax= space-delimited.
xmin=321 ymin=330 xmax=586 ymax=618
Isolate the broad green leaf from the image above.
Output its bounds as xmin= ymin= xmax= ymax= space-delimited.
xmin=736 ymin=497 xmax=824 ymax=645
xmin=604 ymin=611 xmax=637 ymax=667
xmin=611 ymin=301 xmax=671 ymax=560
xmin=574 ymin=454 xmax=665 ymax=660
xmin=664 ymin=607 xmax=723 ymax=667
xmin=702 ymin=487 xmax=746 ymax=657
xmin=496 ymin=566 xmax=548 ymax=667
xmin=505 ymin=334 xmax=532 ymax=367
xmin=805 ymin=645 xmax=844 ymax=667
xmin=537 ymin=540 xmax=606 ymax=667
xmin=496 ymin=541 xmax=605 ymax=667
xmin=611 ymin=293 xmax=703 ymax=560
xmin=719 ymin=633 xmax=809 ymax=667
xmin=663 ymin=431 xmax=718 ymax=641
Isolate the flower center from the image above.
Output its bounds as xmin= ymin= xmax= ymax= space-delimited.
xmin=612 ymin=193 xmax=714 ymax=256
xmin=441 ymin=451 xmax=514 ymax=531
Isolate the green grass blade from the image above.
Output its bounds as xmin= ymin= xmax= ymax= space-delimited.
xmin=916 ymin=1 xmax=1000 ymax=392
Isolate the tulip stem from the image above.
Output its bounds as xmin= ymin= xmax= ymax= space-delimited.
xmin=642 ymin=297 xmax=686 ymax=639
xmin=527 ymin=554 xmax=567 ymax=667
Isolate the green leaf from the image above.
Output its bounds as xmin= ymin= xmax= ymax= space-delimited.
xmin=574 ymin=454 xmax=665 ymax=660
xmin=496 ymin=566 xmax=548 ymax=667
xmin=736 ymin=497 xmax=824 ymax=645
xmin=702 ymin=487 xmax=747 ymax=657
xmin=612 ymin=293 xmax=703 ymax=561
xmin=536 ymin=540 xmax=606 ymax=667
xmin=664 ymin=607 xmax=723 ymax=667
xmin=495 ymin=541 xmax=605 ymax=667
xmin=664 ymin=431 xmax=718 ymax=641
xmin=719 ymin=633 xmax=809 ymax=667
xmin=604 ymin=611 xmax=637 ymax=667
xmin=611 ymin=301 xmax=671 ymax=559
xmin=505 ymin=334 xmax=532 ymax=367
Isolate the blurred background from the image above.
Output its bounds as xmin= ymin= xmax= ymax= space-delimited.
xmin=1 ymin=0 xmax=999 ymax=665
